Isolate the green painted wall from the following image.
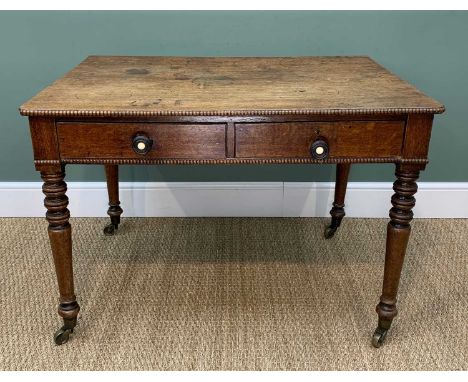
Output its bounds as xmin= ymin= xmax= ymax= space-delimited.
xmin=1 ymin=11 xmax=466 ymax=182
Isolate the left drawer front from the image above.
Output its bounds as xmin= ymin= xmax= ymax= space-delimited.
xmin=57 ymin=123 xmax=227 ymax=159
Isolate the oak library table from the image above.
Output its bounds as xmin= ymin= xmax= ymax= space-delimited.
xmin=19 ymin=56 xmax=444 ymax=347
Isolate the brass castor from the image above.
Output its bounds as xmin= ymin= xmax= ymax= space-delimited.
xmin=103 ymin=223 xmax=117 ymax=236
xmin=372 ymin=327 xmax=388 ymax=348
xmin=54 ymin=326 xmax=73 ymax=346
xmin=324 ymin=225 xmax=337 ymax=239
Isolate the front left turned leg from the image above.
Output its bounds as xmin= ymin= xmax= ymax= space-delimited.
xmin=373 ymin=164 xmax=420 ymax=348
xmin=325 ymin=163 xmax=351 ymax=238
xmin=41 ymin=167 xmax=80 ymax=345
xmin=103 ymin=164 xmax=123 ymax=236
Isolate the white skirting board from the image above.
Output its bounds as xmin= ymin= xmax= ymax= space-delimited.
xmin=0 ymin=182 xmax=467 ymax=218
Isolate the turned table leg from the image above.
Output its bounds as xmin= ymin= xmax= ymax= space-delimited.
xmin=41 ymin=166 xmax=80 ymax=345
xmin=103 ymin=164 xmax=123 ymax=236
xmin=372 ymin=164 xmax=420 ymax=348
xmin=324 ymin=163 xmax=351 ymax=238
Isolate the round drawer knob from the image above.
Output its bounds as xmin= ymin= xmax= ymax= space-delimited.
xmin=310 ymin=138 xmax=329 ymax=159
xmin=132 ymin=134 xmax=153 ymax=155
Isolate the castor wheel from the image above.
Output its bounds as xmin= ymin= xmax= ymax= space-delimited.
xmin=371 ymin=327 xmax=388 ymax=348
xmin=324 ymin=225 xmax=337 ymax=239
xmin=103 ymin=223 xmax=117 ymax=236
xmin=54 ymin=326 xmax=73 ymax=346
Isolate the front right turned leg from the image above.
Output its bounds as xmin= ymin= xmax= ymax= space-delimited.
xmin=41 ymin=166 xmax=80 ymax=345
xmin=372 ymin=164 xmax=420 ymax=348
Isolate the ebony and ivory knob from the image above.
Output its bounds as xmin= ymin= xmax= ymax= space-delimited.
xmin=132 ymin=134 xmax=153 ymax=155
xmin=310 ymin=138 xmax=329 ymax=159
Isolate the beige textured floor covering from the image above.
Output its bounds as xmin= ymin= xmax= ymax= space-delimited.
xmin=0 ymin=217 xmax=466 ymax=370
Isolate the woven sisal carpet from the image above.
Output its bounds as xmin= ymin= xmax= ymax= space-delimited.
xmin=0 ymin=217 xmax=466 ymax=370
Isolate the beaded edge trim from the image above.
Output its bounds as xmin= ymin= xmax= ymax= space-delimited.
xmin=20 ymin=106 xmax=445 ymax=117
xmin=35 ymin=158 xmax=429 ymax=165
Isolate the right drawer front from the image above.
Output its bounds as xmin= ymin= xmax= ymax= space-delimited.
xmin=235 ymin=121 xmax=405 ymax=159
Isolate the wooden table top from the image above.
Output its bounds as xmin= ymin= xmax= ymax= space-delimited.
xmin=20 ymin=56 xmax=444 ymax=117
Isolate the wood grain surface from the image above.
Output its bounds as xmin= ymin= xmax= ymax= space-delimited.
xmin=20 ymin=56 xmax=444 ymax=117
